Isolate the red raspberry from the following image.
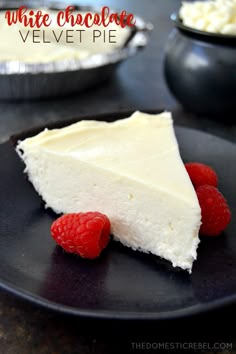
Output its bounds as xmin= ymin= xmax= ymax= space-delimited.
xmin=196 ymin=185 xmax=231 ymax=236
xmin=51 ymin=212 xmax=110 ymax=259
xmin=185 ymin=162 xmax=218 ymax=188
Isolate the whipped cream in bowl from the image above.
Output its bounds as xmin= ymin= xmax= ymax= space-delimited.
xmin=164 ymin=0 xmax=236 ymax=117
xmin=177 ymin=0 xmax=236 ymax=38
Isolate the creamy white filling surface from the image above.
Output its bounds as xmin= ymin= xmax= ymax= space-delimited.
xmin=17 ymin=111 xmax=201 ymax=272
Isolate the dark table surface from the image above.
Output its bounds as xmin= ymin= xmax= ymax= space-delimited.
xmin=0 ymin=0 xmax=236 ymax=353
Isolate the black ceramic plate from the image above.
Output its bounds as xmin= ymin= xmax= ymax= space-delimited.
xmin=0 ymin=112 xmax=236 ymax=320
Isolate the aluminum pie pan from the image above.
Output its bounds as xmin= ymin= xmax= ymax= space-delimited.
xmin=0 ymin=1 xmax=152 ymax=100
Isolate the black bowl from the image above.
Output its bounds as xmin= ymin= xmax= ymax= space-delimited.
xmin=164 ymin=13 xmax=236 ymax=119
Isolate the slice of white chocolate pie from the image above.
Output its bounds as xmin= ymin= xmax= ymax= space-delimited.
xmin=16 ymin=111 xmax=201 ymax=272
